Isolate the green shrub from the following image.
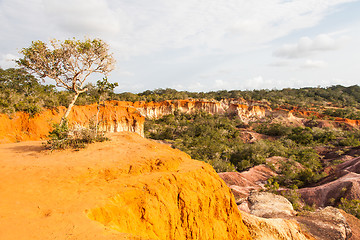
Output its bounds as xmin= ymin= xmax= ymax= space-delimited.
xmin=280 ymin=186 xmax=303 ymax=211
xmin=337 ymin=134 xmax=360 ymax=147
xmin=44 ymin=121 xmax=108 ymax=150
xmin=255 ymin=123 xmax=291 ymax=136
xmin=289 ymin=127 xmax=314 ymax=145
xmin=338 ymin=198 xmax=360 ymax=219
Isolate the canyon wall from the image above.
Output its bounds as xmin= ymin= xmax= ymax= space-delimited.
xmin=0 ymin=99 xmax=267 ymax=143
xmin=0 ymin=102 xmax=144 ymax=143
xmin=129 ymin=99 xmax=267 ymax=122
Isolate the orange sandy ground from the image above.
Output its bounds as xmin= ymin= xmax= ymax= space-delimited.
xmin=0 ymin=132 xmax=250 ymax=240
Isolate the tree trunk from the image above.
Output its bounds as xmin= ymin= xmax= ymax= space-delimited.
xmin=95 ymin=99 xmax=100 ymax=136
xmin=60 ymin=92 xmax=80 ymax=126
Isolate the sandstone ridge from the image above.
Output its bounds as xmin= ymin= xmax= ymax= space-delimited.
xmin=0 ymin=132 xmax=251 ymax=240
xmin=0 ymin=102 xmax=144 ymax=143
xmin=0 ymin=99 xmax=267 ymax=143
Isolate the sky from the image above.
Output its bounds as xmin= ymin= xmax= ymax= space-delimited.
xmin=1 ymin=0 xmax=360 ymax=93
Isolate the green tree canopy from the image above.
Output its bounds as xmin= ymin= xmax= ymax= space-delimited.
xmin=16 ymin=38 xmax=116 ymax=124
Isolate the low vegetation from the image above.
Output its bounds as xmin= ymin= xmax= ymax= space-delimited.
xmin=145 ymin=111 xmax=360 ymax=190
xmin=44 ymin=120 xmax=108 ymax=150
xmin=338 ymin=198 xmax=360 ymax=218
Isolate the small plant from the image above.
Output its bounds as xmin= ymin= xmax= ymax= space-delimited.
xmin=280 ymin=186 xmax=303 ymax=211
xmin=338 ymin=198 xmax=360 ymax=219
xmin=44 ymin=120 xmax=108 ymax=150
xmin=265 ymin=178 xmax=280 ymax=193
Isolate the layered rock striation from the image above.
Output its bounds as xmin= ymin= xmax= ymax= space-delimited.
xmin=0 ymin=99 xmax=267 ymax=143
xmin=130 ymin=99 xmax=267 ymax=122
xmin=0 ymin=102 xmax=145 ymax=143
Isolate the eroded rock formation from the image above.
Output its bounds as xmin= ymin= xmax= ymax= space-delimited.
xmin=295 ymin=207 xmax=352 ymax=240
xmin=0 ymin=132 xmax=251 ymax=239
xmin=247 ymin=192 xmax=296 ymax=218
xmin=218 ymin=165 xmax=277 ymax=205
xmin=0 ymin=99 xmax=268 ymax=143
xmin=298 ymin=157 xmax=360 ymax=207
xmin=0 ymin=102 xmax=145 ymax=143
xmin=130 ymin=99 xmax=267 ymax=122
xmin=240 ymin=210 xmax=315 ymax=240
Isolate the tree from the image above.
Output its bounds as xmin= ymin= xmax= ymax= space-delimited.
xmin=16 ymin=38 xmax=115 ymax=125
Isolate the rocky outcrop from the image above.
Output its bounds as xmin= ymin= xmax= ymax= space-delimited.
xmin=132 ymin=100 xmax=225 ymax=118
xmin=247 ymin=192 xmax=296 ymax=218
xmin=130 ymin=99 xmax=267 ymax=123
xmin=340 ymin=209 xmax=360 ymax=240
xmin=240 ymin=211 xmax=315 ymax=240
xmin=0 ymin=99 xmax=268 ymax=143
xmin=241 ymin=192 xmax=358 ymax=240
xmin=295 ymin=207 xmax=352 ymax=240
xmin=0 ymin=132 xmax=251 ymax=239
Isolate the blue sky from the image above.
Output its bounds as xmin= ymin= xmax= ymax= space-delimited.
xmin=1 ymin=0 xmax=360 ymax=93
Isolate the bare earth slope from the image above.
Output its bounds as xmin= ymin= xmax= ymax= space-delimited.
xmin=0 ymin=132 xmax=251 ymax=240
xmin=298 ymin=157 xmax=360 ymax=207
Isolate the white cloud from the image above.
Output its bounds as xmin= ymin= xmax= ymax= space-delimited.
xmin=188 ymin=82 xmax=204 ymax=91
xmin=116 ymin=70 xmax=134 ymax=77
xmin=43 ymin=0 xmax=122 ymax=35
xmin=274 ymin=34 xmax=350 ymax=58
xmin=1 ymin=0 xmax=357 ymax=58
xmin=269 ymin=61 xmax=291 ymax=67
xmin=1 ymin=0 xmax=359 ymax=92
xmin=300 ymin=59 xmax=327 ymax=68
xmin=214 ymin=79 xmax=226 ymax=88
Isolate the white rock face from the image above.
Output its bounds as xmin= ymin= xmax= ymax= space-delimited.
xmin=248 ymin=192 xmax=296 ymax=218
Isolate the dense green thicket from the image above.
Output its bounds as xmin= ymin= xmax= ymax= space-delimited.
xmin=145 ymin=112 xmax=360 ymax=188
xmin=145 ymin=112 xmax=241 ymax=172
xmin=0 ymin=68 xmax=60 ymax=114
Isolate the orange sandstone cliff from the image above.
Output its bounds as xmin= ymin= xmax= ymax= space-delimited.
xmin=0 ymin=132 xmax=252 ymax=240
xmin=0 ymin=99 xmax=267 ymax=143
xmin=130 ymin=99 xmax=267 ymax=122
xmin=0 ymin=102 xmax=145 ymax=143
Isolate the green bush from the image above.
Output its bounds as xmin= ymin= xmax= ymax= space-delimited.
xmin=255 ymin=123 xmax=291 ymax=136
xmin=289 ymin=127 xmax=314 ymax=145
xmin=338 ymin=198 xmax=360 ymax=219
xmin=44 ymin=121 xmax=108 ymax=150
xmin=337 ymin=134 xmax=360 ymax=147
xmin=145 ymin=112 xmax=243 ymax=172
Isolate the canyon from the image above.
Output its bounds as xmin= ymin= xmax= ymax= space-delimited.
xmin=1 ymin=99 xmax=360 ymax=239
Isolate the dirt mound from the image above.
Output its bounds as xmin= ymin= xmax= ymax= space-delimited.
xmin=298 ymin=172 xmax=360 ymax=207
xmin=0 ymin=132 xmax=251 ymax=240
